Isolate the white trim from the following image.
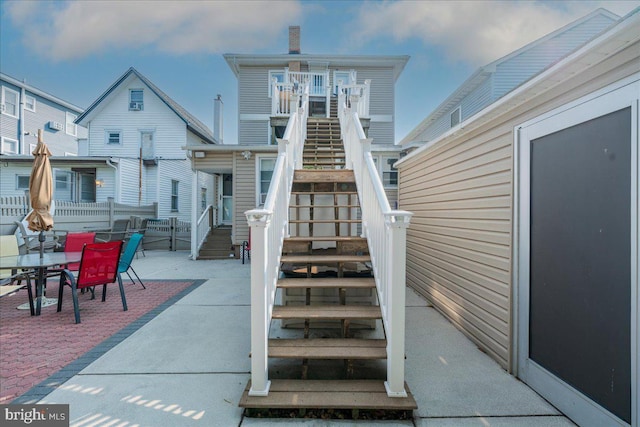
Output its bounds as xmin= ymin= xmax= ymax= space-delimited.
xmin=105 ymin=130 xmax=122 ymax=145
xmin=24 ymin=94 xmax=36 ymax=112
xmin=1 ymin=86 xmax=19 ymax=118
xmin=369 ymin=114 xmax=393 ymax=122
xmin=1 ymin=136 xmax=18 ymax=154
xmin=516 ymin=78 xmax=639 ymax=427
xmin=255 ymin=154 xmax=277 ymax=207
xmin=65 ymin=111 xmax=77 ymax=136
xmin=240 ymin=113 xmax=271 ymax=121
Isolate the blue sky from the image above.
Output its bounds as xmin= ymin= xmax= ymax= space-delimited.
xmin=1 ymin=0 xmax=638 ymax=144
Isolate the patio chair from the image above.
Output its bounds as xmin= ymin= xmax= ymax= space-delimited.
xmin=95 ymin=219 xmax=130 ymax=243
xmin=0 ymin=235 xmax=35 ymax=315
xmin=118 ymin=233 xmax=146 ymax=289
xmin=57 ymin=240 xmax=127 ymax=324
xmin=60 ymin=232 xmax=96 ymax=271
xmin=127 ymin=218 xmax=147 ymax=258
xmin=14 ymin=220 xmax=60 ymax=254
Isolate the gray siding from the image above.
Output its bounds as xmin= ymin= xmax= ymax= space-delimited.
xmin=233 ymin=152 xmax=255 ymax=244
xmin=461 ymin=77 xmax=492 ymax=122
xmin=398 ymin=39 xmax=639 ymax=371
xmin=239 ymin=121 xmax=269 ymax=145
xmin=194 ymin=152 xmax=233 ymax=173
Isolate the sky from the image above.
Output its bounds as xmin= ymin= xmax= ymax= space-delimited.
xmin=1 ymin=0 xmax=639 ymax=145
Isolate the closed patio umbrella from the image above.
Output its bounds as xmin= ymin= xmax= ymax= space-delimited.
xmin=23 ymin=129 xmax=57 ymax=310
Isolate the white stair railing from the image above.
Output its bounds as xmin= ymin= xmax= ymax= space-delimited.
xmin=340 ymin=94 xmax=412 ymax=398
xmin=192 ymin=204 xmax=214 ymax=259
xmin=337 ymin=79 xmax=371 ymax=119
xmin=245 ymin=91 xmax=307 ymax=396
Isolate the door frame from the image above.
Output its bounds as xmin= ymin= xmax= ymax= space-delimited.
xmin=513 ymin=75 xmax=639 ymax=427
xmin=219 ymin=173 xmax=233 ymax=225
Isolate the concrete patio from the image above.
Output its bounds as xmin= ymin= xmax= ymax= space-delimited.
xmin=34 ymin=251 xmax=574 ymax=426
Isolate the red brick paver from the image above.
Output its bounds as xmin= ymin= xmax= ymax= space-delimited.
xmin=0 ymin=278 xmax=195 ymax=403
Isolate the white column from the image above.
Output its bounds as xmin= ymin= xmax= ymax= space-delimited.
xmin=246 ymin=209 xmax=272 ymax=396
xmin=190 ymin=165 xmax=198 ymax=260
xmin=384 ymin=212 xmax=412 ymax=397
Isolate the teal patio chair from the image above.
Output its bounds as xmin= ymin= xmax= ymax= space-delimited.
xmin=118 ymin=233 xmax=145 ymax=289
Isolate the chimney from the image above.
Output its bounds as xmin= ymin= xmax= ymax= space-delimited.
xmin=289 ymin=26 xmax=300 ymax=54
xmin=214 ymin=94 xmax=223 ymax=144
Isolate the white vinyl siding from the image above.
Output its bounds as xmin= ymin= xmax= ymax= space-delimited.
xmin=66 ymin=112 xmax=77 ymax=136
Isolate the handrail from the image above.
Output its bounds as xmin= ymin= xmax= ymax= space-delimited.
xmin=340 ymin=93 xmax=412 ymax=398
xmin=338 ymin=80 xmax=371 ymax=119
xmin=193 ymin=204 xmax=214 ymax=259
xmin=245 ymin=88 xmax=308 ymax=396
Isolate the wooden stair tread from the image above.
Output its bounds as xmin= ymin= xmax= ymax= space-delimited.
xmin=269 ymin=339 xmax=387 ymax=359
xmin=272 ymin=305 xmax=381 ymax=320
xmin=289 ymin=219 xmax=361 ymax=224
xmin=281 ymin=254 xmax=370 ymax=263
xmin=293 ymin=170 xmax=354 ymax=183
xmin=240 ymin=380 xmax=417 ymax=410
xmin=291 ymin=191 xmax=357 ymax=195
xmin=277 ymin=277 xmax=375 ymax=289
xmin=284 ymin=236 xmax=366 ymax=242
xmin=289 ymin=204 xmax=359 ymax=208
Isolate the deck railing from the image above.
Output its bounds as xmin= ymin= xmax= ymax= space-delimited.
xmin=272 ymin=70 xmax=330 ymax=117
xmin=337 ymin=79 xmax=371 ymax=118
xmin=340 ymin=94 xmax=412 ymax=398
xmin=245 ymin=90 xmax=307 ymax=396
xmin=191 ymin=204 xmax=215 ymax=259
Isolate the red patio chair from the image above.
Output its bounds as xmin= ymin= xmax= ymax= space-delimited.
xmin=61 ymin=232 xmax=96 ymax=271
xmin=57 ymin=240 xmax=127 ymax=324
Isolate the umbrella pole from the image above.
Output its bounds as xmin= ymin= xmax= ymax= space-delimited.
xmin=39 ymin=230 xmax=45 ymax=259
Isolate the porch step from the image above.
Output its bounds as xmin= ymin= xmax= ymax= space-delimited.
xmin=268 ymin=338 xmax=386 ymax=359
xmin=291 ymin=191 xmax=357 ymax=195
xmin=284 ymin=236 xmax=366 ymax=242
xmin=289 ymin=219 xmax=361 ymax=224
xmin=239 ymin=380 xmax=417 ymax=411
xmin=290 ymin=204 xmax=359 ymax=208
xmin=272 ymin=305 xmax=381 ymax=320
xmin=277 ymin=277 xmax=375 ymax=289
xmin=293 ymin=170 xmax=354 ymax=183
xmin=281 ymin=254 xmax=370 ymax=264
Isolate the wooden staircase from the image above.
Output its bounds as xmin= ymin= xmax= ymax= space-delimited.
xmin=196 ymin=226 xmax=233 ymax=260
xmin=240 ymin=117 xmax=416 ymax=417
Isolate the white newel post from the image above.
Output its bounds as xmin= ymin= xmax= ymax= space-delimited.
xmin=384 ymin=212 xmax=412 ymax=397
xmin=246 ymin=210 xmax=272 ymax=396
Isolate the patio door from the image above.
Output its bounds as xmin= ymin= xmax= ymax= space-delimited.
xmin=516 ymin=80 xmax=638 ymax=427
xmin=219 ymin=173 xmax=233 ymax=225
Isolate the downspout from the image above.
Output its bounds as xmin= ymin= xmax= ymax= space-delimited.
xmin=19 ymin=87 xmax=25 ymax=153
xmin=106 ymin=158 xmax=118 ymax=202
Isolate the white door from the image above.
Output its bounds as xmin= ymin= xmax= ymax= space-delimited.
xmin=219 ymin=173 xmax=233 ymax=225
xmin=516 ymin=80 xmax=639 ymax=427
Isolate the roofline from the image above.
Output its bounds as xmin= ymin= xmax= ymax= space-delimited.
xmin=0 ymin=72 xmax=84 ymax=113
xmin=183 ymin=144 xmax=279 ymax=152
xmin=76 ymin=67 xmax=216 ymax=144
xmin=224 ymin=54 xmax=410 ymax=81
xmin=396 ymin=7 xmax=640 ymax=168
xmin=399 ymin=7 xmax=620 ymax=145
xmin=0 ymin=155 xmax=116 ymax=164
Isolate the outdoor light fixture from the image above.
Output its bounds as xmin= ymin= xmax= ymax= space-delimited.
xmin=95 ymin=179 xmax=104 ymax=188
xmin=241 ymin=150 xmax=252 ymax=160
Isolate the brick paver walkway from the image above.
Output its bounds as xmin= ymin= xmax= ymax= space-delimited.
xmin=0 ymin=278 xmax=200 ymax=403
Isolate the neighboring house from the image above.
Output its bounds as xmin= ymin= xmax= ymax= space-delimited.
xmin=399 ymin=8 xmax=618 ymax=147
xmin=0 ymin=72 xmax=95 ymax=202
xmin=396 ymin=8 xmax=639 ymax=427
xmin=76 ymin=67 xmax=218 ymax=221
xmin=186 ymin=26 xmax=408 ymax=254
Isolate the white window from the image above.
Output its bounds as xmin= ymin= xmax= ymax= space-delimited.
xmin=450 ymin=106 xmax=461 ymax=128
xmin=79 ymin=173 xmax=96 ymax=202
xmin=257 ymin=156 xmax=276 ymax=205
xmin=106 ymin=130 xmax=122 ymax=145
xmin=1 ymin=137 xmax=18 ymax=154
xmin=268 ymin=70 xmax=285 ymax=98
xmin=171 ymin=180 xmax=179 ymax=211
xmin=1 ymin=86 xmax=19 ymax=117
xmin=201 ymin=187 xmax=207 ymax=211
xmin=382 ymin=157 xmax=398 ymax=188
xmin=24 ymin=95 xmax=36 ymax=112
xmin=66 ymin=112 xmax=77 ymax=136
xmin=129 ymin=89 xmax=144 ymax=110
xmin=54 ymin=170 xmax=74 ymax=201
xmin=16 ymin=175 xmax=30 ymax=190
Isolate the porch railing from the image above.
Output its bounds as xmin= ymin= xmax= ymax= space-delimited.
xmin=272 ymin=70 xmax=330 ymax=117
xmin=340 ymin=94 xmax=412 ymax=398
xmin=337 ymin=79 xmax=371 ymax=119
xmin=245 ymin=89 xmax=308 ymax=396
xmin=192 ymin=204 xmax=215 ymax=259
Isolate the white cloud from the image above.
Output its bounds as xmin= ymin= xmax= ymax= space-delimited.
xmin=350 ymin=0 xmax=639 ymax=66
xmin=5 ymin=0 xmax=304 ymax=61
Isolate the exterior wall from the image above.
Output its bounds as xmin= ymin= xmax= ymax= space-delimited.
xmin=233 ymin=151 xmax=255 ymax=244
xmin=461 ymin=77 xmax=492 ymax=122
xmin=1 ymin=78 xmax=86 ymax=156
xmin=0 ymin=163 xmax=30 ymax=197
xmin=156 ymin=158 xmax=193 ymax=221
xmin=86 ymin=77 xmax=188 ymax=159
xmin=397 ymin=39 xmax=640 ymax=371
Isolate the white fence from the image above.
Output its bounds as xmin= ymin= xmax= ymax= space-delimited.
xmin=340 ymin=94 xmax=412 ymax=397
xmin=245 ymin=90 xmax=307 ymax=396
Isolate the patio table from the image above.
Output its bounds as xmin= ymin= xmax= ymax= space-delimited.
xmin=0 ymin=252 xmax=82 ymax=315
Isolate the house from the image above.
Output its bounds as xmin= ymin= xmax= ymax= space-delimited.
xmin=185 ymin=26 xmax=408 ymax=258
xmin=396 ymin=7 xmax=639 ymax=427
xmin=399 ymin=8 xmax=618 ymax=148
xmin=76 ymin=67 xmax=219 ymax=222
xmin=0 ymin=72 xmax=97 ymax=202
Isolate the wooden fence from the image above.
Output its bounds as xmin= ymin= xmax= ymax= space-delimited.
xmin=0 ymin=196 xmax=190 ymax=251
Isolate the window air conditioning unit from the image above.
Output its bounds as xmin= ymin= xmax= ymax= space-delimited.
xmin=129 ymin=102 xmax=143 ymax=111
xmin=48 ymin=121 xmax=64 ymax=131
